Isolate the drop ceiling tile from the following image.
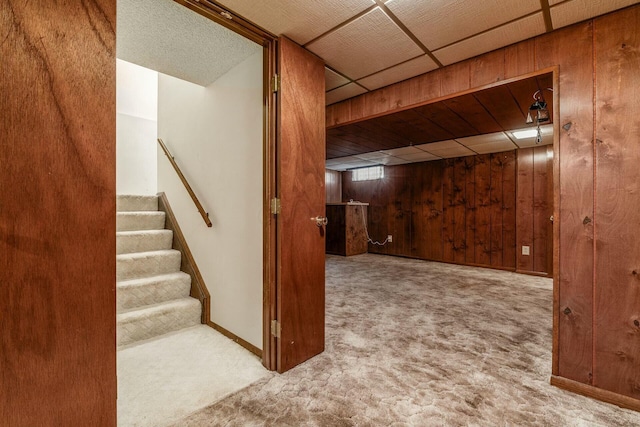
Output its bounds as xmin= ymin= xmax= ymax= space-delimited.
xmin=422 ymin=144 xmax=476 ymax=158
xmin=433 ymin=13 xmax=546 ymax=66
xmin=385 ymin=0 xmax=540 ymax=50
xmin=356 ymin=55 xmax=438 ymax=90
xmin=344 ymin=160 xmax=379 ymax=168
xmin=216 ymin=0 xmax=375 ymax=45
xmin=467 ymin=140 xmax=518 ymax=154
xmin=325 ymin=68 xmax=351 ymax=91
xmin=327 ymin=164 xmax=350 ymax=171
xmin=380 ymin=146 xmax=424 ymax=156
xmin=414 ymin=140 xmax=460 ymax=151
xmin=382 ymin=156 xmax=412 ymax=165
xmin=355 ymin=151 xmax=391 ymax=160
xmin=455 ymin=132 xmax=511 ymax=147
xmin=307 ymin=7 xmax=424 ymax=80
xmin=396 ymin=152 xmax=441 ymax=161
xmin=326 ymin=83 xmax=368 ymax=105
xmin=550 ymin=0 xmax=640 ymax=29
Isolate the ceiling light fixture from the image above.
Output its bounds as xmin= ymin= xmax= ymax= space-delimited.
xmin=512 ymin=129 xmax=538 ymax=139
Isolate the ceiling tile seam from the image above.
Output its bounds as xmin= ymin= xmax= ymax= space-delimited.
xmin=373 ymin=0 xmax=444 ymax=68
xmin=325 ymin=64 xmax=357 ymax=88
xmin=353 ymin=53 xmax=429 ymax=84
xmin=303 ymin=4 xmax=378 ymax=48
xmin=431 ymin=9 xmax=544 ymax=54
xmin=540 ymin=0 xmax=554 ymax=32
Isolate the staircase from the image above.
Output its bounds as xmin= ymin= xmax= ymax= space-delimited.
xmin=116 ymin=195 xmax=201 ymax=347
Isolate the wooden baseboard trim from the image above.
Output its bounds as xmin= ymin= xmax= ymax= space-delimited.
xmin=516 ymin=269 xmax=550 ymax=277
xmin=550 ymin=375 xmax=640 ymax=412
xmin=207 ymin=321 xmax=262 ymax=358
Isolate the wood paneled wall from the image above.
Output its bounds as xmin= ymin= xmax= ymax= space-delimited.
xmin=0 ymin=1 xmax=117 ymax=425
xmin=328 ymin=4 xmax=640 ymax=406
xmin=342 ymin=148 xmax=551 ymax=274
xmin=325 ymin=169 xmax=342 ymax=203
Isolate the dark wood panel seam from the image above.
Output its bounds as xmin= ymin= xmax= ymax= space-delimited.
xmin=591 ymin=16 xmax=598 ymax=386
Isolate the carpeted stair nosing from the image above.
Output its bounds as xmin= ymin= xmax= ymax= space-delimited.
xmin=116 ymin=229 xmax=173 ymax=254
xmin=117 ymin=272 xmax=192 ymax=311
xmin=116 ymin=194 xmax=159 ymax=212
xmin=117 ymin=211 xmax=166 ymax=232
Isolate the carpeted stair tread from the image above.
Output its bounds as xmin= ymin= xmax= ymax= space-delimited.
xmin=117 ymin=211 xmax=166 ymax=231
xmin=117 ymin=297 xmax=201 ymax=346
xmin=117 ymin=195 xmax=158 ymax=212
xmin=116 ymin=249 xmax=181 ymax=281
xmin=117 ymin=272 xmax=191 ymax=311
xmin=116 ymin=229 xmax=173 ymax=254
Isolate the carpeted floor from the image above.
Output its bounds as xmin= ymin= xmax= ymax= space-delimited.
xmin=173 ymin=254 xmax=640 ymax=426
xmin=117 ymin=325 xmax=270 ymax=427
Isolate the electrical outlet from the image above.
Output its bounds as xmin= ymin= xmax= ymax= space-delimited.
xmin=387 ymin=235 xmax=393 ymax=243
xmin=522 ymin=245 xmax=530 ymax=255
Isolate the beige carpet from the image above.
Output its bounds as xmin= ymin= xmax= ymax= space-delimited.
xmin=173 ymin=254 xmax=640 ymax=426
xmin=117 ymin=325 xmax=271 ymax=427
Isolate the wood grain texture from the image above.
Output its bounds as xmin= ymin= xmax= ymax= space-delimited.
xmin=0 ymin=1 xmax=117 ymax=425
xmin=536 ymin=22 xmax=595 ymax=385
xmin=593 ymin=7 xmax=640 ymax=400
xmin=516 ymin=148 xmax=535 ymax=272
xmin=325 ymin=169 xmax=342 ymax=203
xmin=474 ymin=155 xmax=493 ymax=266
xmin=277 ymin=37 xmax=326 ymax=373
xmin=502 ymin=151 xmax=517 ymax=269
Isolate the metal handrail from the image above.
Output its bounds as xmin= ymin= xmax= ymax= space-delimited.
xmin=157 ymin=138 xmax=212 ymax=227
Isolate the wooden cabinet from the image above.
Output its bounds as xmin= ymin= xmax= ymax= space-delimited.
xmin=325 ymin=203 xmax=368 ymax=256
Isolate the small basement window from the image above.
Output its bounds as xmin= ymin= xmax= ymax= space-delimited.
xmin=352 ymin=165 xmax=384 ymax=182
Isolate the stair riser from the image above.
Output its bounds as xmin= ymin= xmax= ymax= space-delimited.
xmin=117 ymin=301 xmax=201 ymax=346
xmin=117 ymin=195 xmax=158 ymax=212
xmin=117 ymin=232 xmax=173 ymax=254
xmin=117 ymin=252 xmax=181 ymax=281
xmin=117 ymin=276 xmax=191 ymax=311
xmin=117 ymin=212 xmax=165 ymax=232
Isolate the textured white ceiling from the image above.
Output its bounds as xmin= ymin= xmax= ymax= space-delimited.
xmin=550 ymin=0 xmax=640 ymax=29
xmin=117 ymin=0 xmax=261 ymax=87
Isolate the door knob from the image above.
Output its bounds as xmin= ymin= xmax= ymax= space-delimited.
xmin=311 ymin=216 xmax=328 ymax=227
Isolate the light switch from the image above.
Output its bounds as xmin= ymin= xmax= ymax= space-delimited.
xmin=522 ymin=246 xmax=530 ymax=256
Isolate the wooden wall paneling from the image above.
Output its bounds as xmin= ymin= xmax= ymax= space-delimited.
xmin=426 ymin=161 xmax=445 ymax=261
xmin=350 ymin=96 xmax=365 ymax=123
xmin=325 ymin=169 xmax=342 ymax=203
xmin=410 ymin=163 xmax=428 ymax=259
xmin=546 ymin=145 xmax=555 ymax=276
xmin=593 ymin=7 xmax=640 ymax=400
xmin=410 ymin=68 xmax=442 ymax=106
xmin=325 ymin=205 xmax=346 ymax=255
xmin=536 ymin=21 xmax=594 ymax=384
xmin=474 ymin=154 xmax=492 ymax=265
xmin=533 ymin=145 xmax=550 ymax=273
xmin=394 ymin=165 xmax=413 ymax=257
xmin=516 ymin=148 xmax=535 ymax=272
xmin=501 ymin=151 xmax=517 ymax=269
xmin=453 ymin=158 xmax=467 ymax=264
xmin=490 ymin=153 xmax=504 ymax=267
xmin=442 ymin=159 xmax=456 ymax=262
xmin=469 ymin=49 xmax=506 ymax=88
xmin=440 ymin=60 xmax=471 ymax=97
xmin=0 ymin=1 xmax=117 ymax=425
xmin=464 ymin=157 xmax=477 ymax=263
xmin=504 ymin=39 xmax=536 ymax=79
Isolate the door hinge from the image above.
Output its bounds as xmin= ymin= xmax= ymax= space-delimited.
xmin=271 ymin=320 xmax=281 ymax=338
xmin=270 ymin=198 xmax=281 ymax=215
xmin=271 ymin=74 xmax=280 ymax=93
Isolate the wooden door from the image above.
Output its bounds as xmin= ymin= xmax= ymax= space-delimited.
xmin=276 ymin=37 xmax=326 ymax=373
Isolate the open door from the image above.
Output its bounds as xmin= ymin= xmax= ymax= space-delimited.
xmin=275 ymin=37 xmax=326 ymax=373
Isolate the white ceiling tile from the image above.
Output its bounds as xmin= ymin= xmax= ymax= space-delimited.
xmin=414 ymin=140 xmax=460 ymax=151
xmin=356 ymin=55 xmax=439 ymax=90
xmin=385 ymin=0 xmax=540 ymax=50
xmin=326 ymin=164 xmax=349 ymax=171
xmin=355 ymin=151 xmax=391 ymax=160
xmin=325 ymin=68 xmax=351 ymax=91
xmin=382 ymin=156 xmax=412 ymax=165
xmin=307 ymin=7 xmax=424 ymax=80
xmin=423 ymin=145 xmax=476 ymax=158
xmin=345 ymin=160 xmax=379 ymax=168
xmin=216 ymin=0 xmax=375 ymax=45
xmin=550 ymin=0 xmax=640 ymax=29
xmin=509 ymin=124 xmax=554 ymax=148
xmin=467 ymin=140 xmax=518 ymax=154
xmin=396 ymin=152 xmax=441 ymax=161
xmin=455 ymin=132 xmax=512 ymax=147
xmin=433 ymin=13 xmax=546 ymax=66
xmin=326 ymin=83 xmax=368 ymax=105
xmin=380 ymin=146 xmax=424 ymax=156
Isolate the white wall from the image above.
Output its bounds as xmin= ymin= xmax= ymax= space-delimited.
xmin=157 ymin=51 xmax=263 ymax=349
xmin=116 ymin=59 xmax=158 ymax=195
